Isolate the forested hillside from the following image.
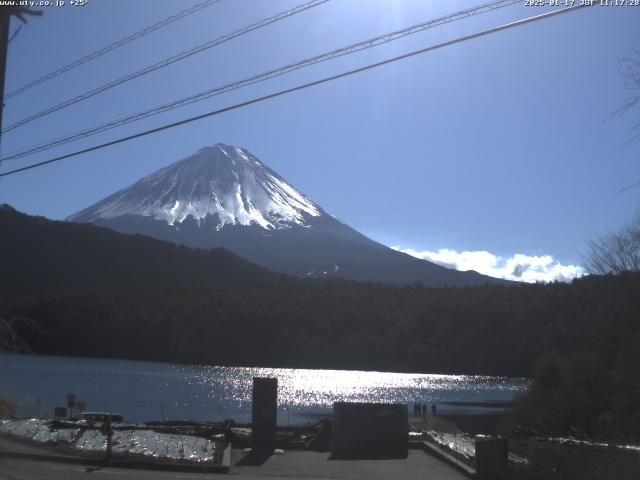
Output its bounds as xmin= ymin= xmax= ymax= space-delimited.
xmin=0 ymin=204 xmax=286 ymax=291
xmin=3 ymin=273 xmax=639 ymax=379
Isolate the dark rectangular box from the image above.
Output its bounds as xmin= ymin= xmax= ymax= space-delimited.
xmin=252 ymin=377 xmax=278 ymax=450
xmin=476 ymin=437 xmax=508 ymax=480
xmin=332 ymin=402 xmax=408 ymax=459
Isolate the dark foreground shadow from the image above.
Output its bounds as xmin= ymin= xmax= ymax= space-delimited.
xmin=235 ymin=449 xmax=274 ymax=466
xmin=329 ymin=452 xmax=408 ymax=461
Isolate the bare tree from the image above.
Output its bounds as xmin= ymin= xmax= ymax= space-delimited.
xmin=615 ymin=48 xmax=640 ymax=141
xmin=584 ymin=216 xmax=640 ymax=274
xmin=0 ymin=310 xmax=42 ymax=353
xmin=610 ymin=47 xmax=640 ymax=194
xmin=580 ymin=48 xmax=640 ymax=273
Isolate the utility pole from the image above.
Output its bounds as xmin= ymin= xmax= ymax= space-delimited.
xmin=0 ymin=6 xmax=42 ymax=149
xmin=0 ymin=10 xmax=10 ymax=147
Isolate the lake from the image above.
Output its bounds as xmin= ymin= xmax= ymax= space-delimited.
xmin=0 ymin=353 xmax=529 ymax=424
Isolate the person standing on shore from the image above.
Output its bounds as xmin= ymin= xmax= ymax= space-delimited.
xmin=421 ymin=403 xmax=426 ymax=418
xmin=431 ymin=402 xmax=437 ymax=416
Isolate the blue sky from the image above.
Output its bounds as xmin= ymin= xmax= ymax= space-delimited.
xmin=0 ymin=0 xmax=639 ymax=281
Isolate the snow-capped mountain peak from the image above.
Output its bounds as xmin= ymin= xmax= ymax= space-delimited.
xmin=67 ymin=142 xmax=509 ymax=286
xmin=68 ymin=143 xmax=322 ymax=230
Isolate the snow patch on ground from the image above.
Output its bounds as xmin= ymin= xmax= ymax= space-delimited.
xmin=426 ymin=429 xmax=529 ymax=465
xmin=0 ymin=418 xmax=79 ymax=443
xmin=0 ymin=419 xmax=221 ymax=463
xmin=543 ymin=436 xmax=640 ymax=452
xmin=75 ymin=429 xmax=218 ymax=462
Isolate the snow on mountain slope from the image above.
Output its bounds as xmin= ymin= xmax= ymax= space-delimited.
xmin=69 ymin=144 xmax=322 ymax=230
xmin=68 ymin=143 xmax=508 ymax=286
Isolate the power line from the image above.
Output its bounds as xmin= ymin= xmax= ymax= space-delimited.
xmin=1 ymin=0 xmax=330 ymax=134
xmin=5 ymin=0 xmax=223 ymax=100
xmin=0 ymin=3 xmax=594 ymax=179
xmin=0 ymin=0 xmax=521 ymax=162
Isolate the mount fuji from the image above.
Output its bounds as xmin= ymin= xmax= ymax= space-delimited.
xmin=68 ymin=143 xmax=503 ymax=286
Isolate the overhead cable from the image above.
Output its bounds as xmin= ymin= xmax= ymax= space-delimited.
xmin=0 ymin=0 xmax=520 ymax=161
xmin=6 ymin=0 xmax=223 ymax=99
xmin=0 ymin=3 xmax=594 ymax=179
xmin=1 ymin=0 xmax=330 ymax=133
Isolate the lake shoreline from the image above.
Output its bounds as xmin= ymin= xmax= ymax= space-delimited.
xmin=0 ymin=350 xmax=532 ymax=379
xmin=0 ymin=352 xmax=528 ymax=423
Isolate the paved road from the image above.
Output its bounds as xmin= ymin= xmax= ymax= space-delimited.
xmin=0 ymin=450 xmax=468 ymax=479
xmin=0 ymin=458 xmax=213 ymax=479
xmin=0 ymin=437 xmax=70 ymax=456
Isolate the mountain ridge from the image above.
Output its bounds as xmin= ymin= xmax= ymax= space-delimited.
xmin=68 ymin=143 xmax=509 ymax=286
xmin=0 ymin=204 xmax=286 ymax=292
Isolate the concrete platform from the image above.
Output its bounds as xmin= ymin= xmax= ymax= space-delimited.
xmin=0 ymin=449 xmax=470 ymax=479
xmin=231 ymin=449 xmax=469 ymax=479
xmin=0 ymin=432 xmax=469 ymax=479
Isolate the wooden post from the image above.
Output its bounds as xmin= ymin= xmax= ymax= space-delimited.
xmin=103 ymin=414 xmax=113 ymax=465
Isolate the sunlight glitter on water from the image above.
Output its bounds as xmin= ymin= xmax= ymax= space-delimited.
xmin=1 ymin=354 xmax=528 ymax=422
xmin=190 ymin=365 xmax=526 ymax=408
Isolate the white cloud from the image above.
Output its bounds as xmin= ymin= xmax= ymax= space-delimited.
xmin=391 ymin=247 xmax=585 ymax=283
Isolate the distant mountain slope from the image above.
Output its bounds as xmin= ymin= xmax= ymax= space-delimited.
xmin=68 ymin=143 xmax=507 ymax=287
xmin=0 ymin=204 xmax=285 ymax=292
